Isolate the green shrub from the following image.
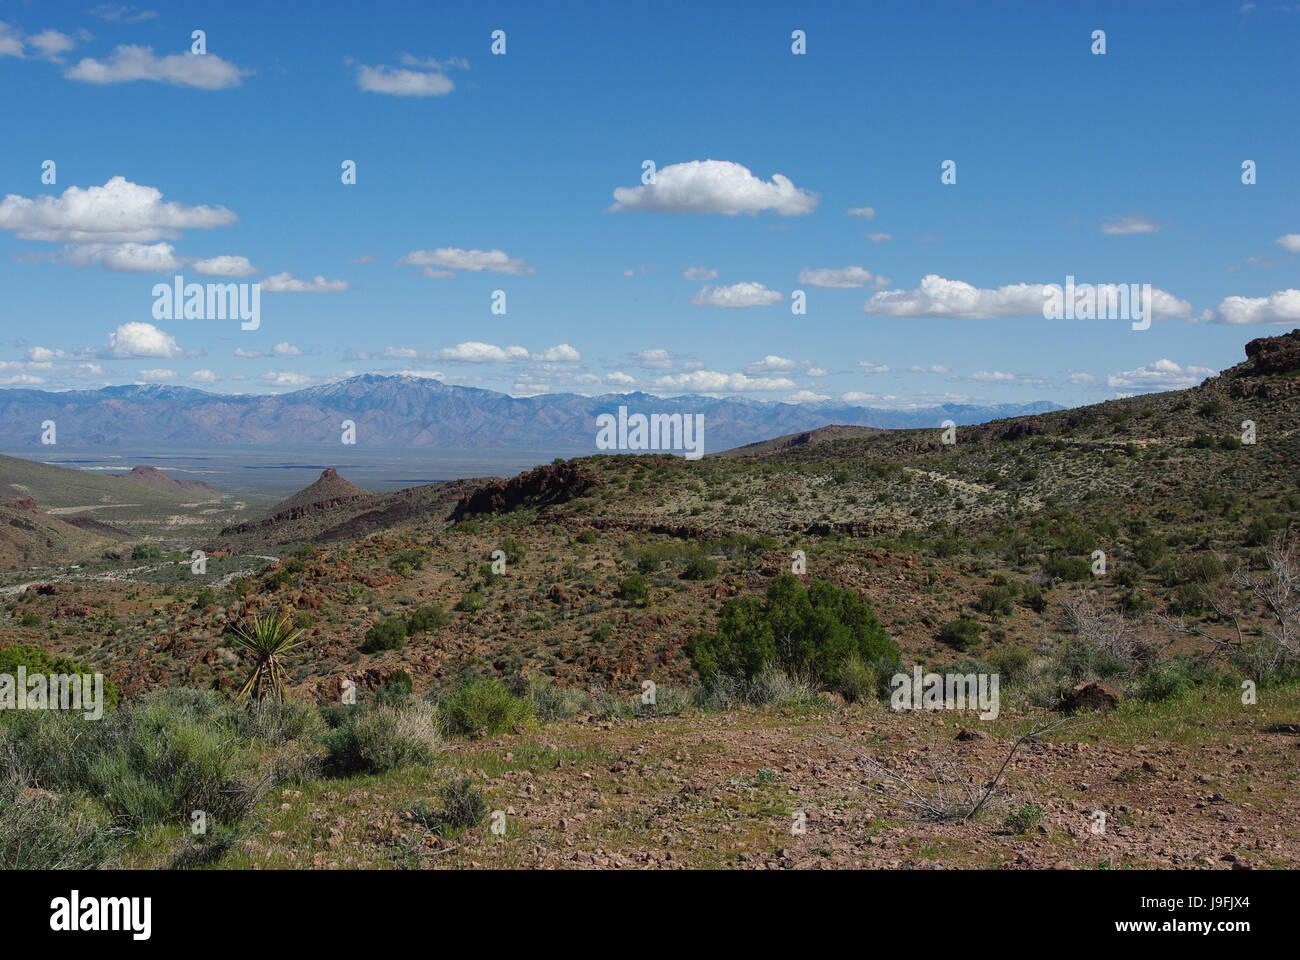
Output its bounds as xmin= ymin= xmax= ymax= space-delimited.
xmin=1003 ymin=803 xmax=1045 ymax=834
xmin=500 ymin=538 xmax=526 ymax=565
xmin=989 ymin=645 xmax=1034 ymax=683
xmin=324 ymin=703 xmax=439 ymax=773
xmin=455 ymin=591 xmax=485 ymax=613
xmin=743 ymin=664 xmax=822 ymax=709
xmin=681 ymin=553 xmax=718 ymax=581
xmin=408 ymin=605 xmax=448 ymax=634
xmin=837 ymin=652 xmax=879 ymax=703
xmin=618 ymin=573 xmax=650 ymax=606
xmin=1043 ymin=554 xmax=1090 ymax=582
xmin=1133 ymin=535 xmax=1167 ymax=569
xmin=0 ymin=643 xmax=119 ymax=711
xmin=974 ymin=585 xmax=1014 ymax=616
xmin=1057 ymin=641 xmax=1128 ymax=682
xmin=526 ymin=677 xmax=592 ymax=721
xmin=1 ymin=689 xmax=258 ymax=831
xmin=929 ymin=537 xmax=961 ymax=559
xmin=689 ymin=574 xmax=898 ymax=689
xmin=1139 ymin=662 xmax=1192 ymax=702
xmin=439 ymin=678 xmax=534 ymax=737
xmin=362 ymin=616 xmax=407 ymax=653
xmin=374 ymin=671 xmax=414 ymax=707
xmin=408 ymin=775 xmax=489 ymax=835
xmin=389 ymin=548 xmax=429 ymax=572
xmin=0 ymin=778 xmax=123 ymax=869
xmin=1020 ymin=581 xmax=1047 ymax=613
xmin=938 ymin=615 xmax=981 ymax=651
xmin=226 ymin=696 xmax=325 ymax=745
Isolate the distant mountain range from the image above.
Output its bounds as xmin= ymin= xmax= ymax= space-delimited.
xmin=0 ymin=375 xmax=1062 ymax=453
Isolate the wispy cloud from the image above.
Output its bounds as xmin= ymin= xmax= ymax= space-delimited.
xmin=399 ymin=247 xmax=533 ymax=275
xmin=1100 ymin=214 xmax=1161 ymax=236
xmin=67 ymin=46 xmax=246 ymax=89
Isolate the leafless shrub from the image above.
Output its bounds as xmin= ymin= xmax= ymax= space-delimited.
xmin=1160 ymin=533 xmax=1299 ymax=674
xmin=815 ymin=718 xmax=1085 ymax=822
xmin=1062 ymin=589 xmax=1162 ymax=664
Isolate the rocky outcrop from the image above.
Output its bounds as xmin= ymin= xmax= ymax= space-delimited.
xmin=452 ymin=462 xmax=600 ymax=519
xmin=1243 ymin=329 xmax=1300 ymax=376
xmin=219 ymin=494 xmax=370 ymax=535
xmin=63 ymin=516 xmax=132 ymax=538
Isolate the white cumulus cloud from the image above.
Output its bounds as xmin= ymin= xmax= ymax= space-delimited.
xmin=105 ymin=321 xmax=180 ymax=358
xmin=610 ymin=159 xmax=817 ymax=216
xmin=652 ymin=371 xmax=796 ymax=393
xmin=865 ymin=274 xmax=1190 ymax=320
xmin=62 ymin=241 xmax=182 ymax=272
xmin=1107 ymin=358 xmax=1215 ymax=391
xmin=691 ymin=282 xmax=783 ymax=308
xmin=1199 ymin=288 xmax=1300 ymax=325
xmin=745 ymin=355 xmax=800 ymax=373
xmin=0 ymin=177 xmax=235 ymax=243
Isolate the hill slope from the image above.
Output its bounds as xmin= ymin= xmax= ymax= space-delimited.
xmin=111 ymin=465 xmax=220 ymax=496
xmin=0 ymin=453 xmax=197 ymax=510
xmin=0 ymin=496 xmax=117 ymax=569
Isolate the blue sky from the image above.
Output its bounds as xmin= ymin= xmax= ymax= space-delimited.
xmin=1 ymin=0 xmax=1297 ymax=409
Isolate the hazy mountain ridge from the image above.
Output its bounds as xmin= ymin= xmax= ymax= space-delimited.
xmin=0 ymin=376 xmax=1062 ymax=451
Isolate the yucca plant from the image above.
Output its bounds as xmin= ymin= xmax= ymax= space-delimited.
xmin=230 ymin=613 xmax=305 ymax=703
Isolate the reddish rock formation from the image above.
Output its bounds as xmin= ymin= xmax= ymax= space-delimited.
xmin=1244 ymin=329 xmax=1300 ymax=375
xmin=452 ymin=462 xmax=600 ymax=519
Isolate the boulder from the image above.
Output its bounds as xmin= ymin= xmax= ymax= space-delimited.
xmin=1061 ymin=681 xmax=1123 ymax=713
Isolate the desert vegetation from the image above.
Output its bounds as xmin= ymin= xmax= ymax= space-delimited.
xmin=3 ymin=334 xmax=1300 ymax=868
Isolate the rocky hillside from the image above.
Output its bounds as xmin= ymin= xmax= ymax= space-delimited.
xmin=0 ymin=496 xmax=117 ymax=570
xmin=111 ymin=465 xmax=219 ymax=496
xmin=5 ymin=330 xmax=1298 ymax=707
